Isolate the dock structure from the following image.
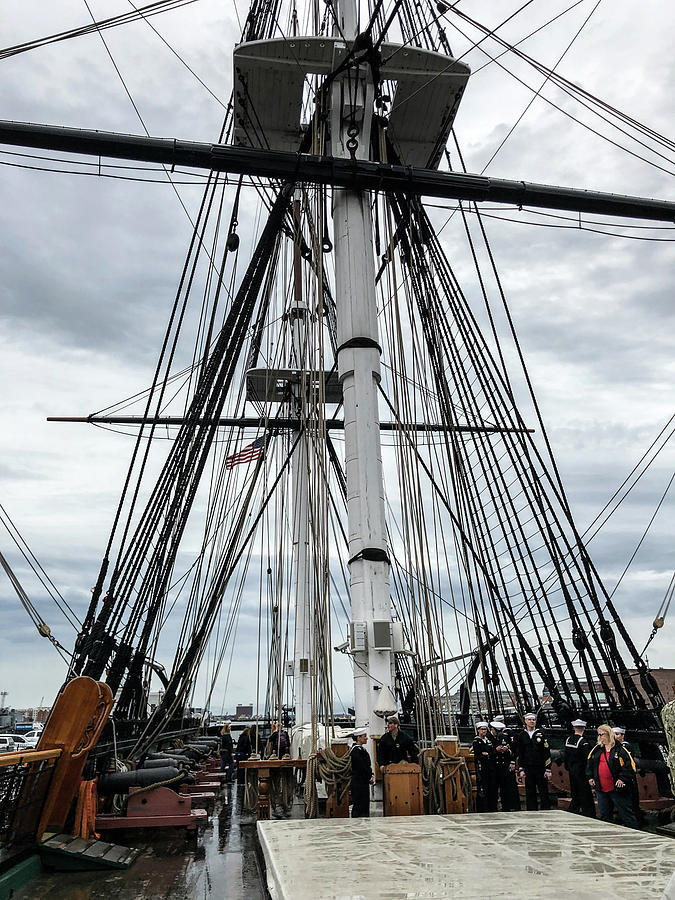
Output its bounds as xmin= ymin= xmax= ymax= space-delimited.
xmin=258 ymin=811 xmax=675 ymax=899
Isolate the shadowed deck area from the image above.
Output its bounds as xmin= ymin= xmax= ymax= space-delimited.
xmin=13 ymin=784 xmax=268 ymax=899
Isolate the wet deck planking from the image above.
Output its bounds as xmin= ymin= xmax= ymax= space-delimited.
xmin=13 ymin=784 xmax=268 ymax=899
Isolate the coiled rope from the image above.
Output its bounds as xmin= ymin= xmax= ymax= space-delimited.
xmin=317 ymin=746 xmax=352 ymax=805
xmin=418 ymin=746 xmax=472 ymax=814
xmin=304 ymin=753 xmax=319 ymax=819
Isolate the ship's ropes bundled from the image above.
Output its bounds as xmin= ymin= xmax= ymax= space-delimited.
xmin=317 ymin=745 xmax=351 ymax=806
xmin=73 ymin=779 xmax=99 ymax=840
xmin=419 ymin=747 xmax=472 ymax=815
xmin=303 ymin=752 xmax=319 ymax=819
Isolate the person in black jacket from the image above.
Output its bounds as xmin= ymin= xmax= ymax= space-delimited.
xmin=266 ymin=720 xmax=290 ymax=758
xmin=220 ymin=722 xmax=234 ymax=783
xmin=613 ymin=726 xmax=644 ymax=826
xmin=376 ymin=716 xmax=418 ymax=771
xmin=472 ymin=722 xmax=497 ymax=811
xmin=350 ymin=728 xmax=375 ymax=817
xmin=563 ymin=719 xmax=595 ymax=817
xmin=489 ymin=720 xmax=519 ymax=811
xmin=236 ymin=724 xmax=257 ymax=784
xmin=514 ymin=712 xmax=552 ymax=811
xmin=586 ymin=724 xmax=639 ymax=828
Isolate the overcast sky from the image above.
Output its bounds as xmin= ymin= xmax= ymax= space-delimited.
xmin=1 ymin=1 xmax=673 ymax=715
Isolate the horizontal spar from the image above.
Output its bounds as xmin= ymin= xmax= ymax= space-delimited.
xmin=47 ymin=415 xmax=533 ymax=434
xmin=2 ymin=119 xmax=675 ymax=221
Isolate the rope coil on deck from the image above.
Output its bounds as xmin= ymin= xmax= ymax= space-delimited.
xmin=419 ymin=747 xmax=472 ymax=814
xmin=317 ymin=746 xmax=352 ymax=804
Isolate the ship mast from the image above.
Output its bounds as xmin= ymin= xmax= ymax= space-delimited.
xmin=290 ymin=191 xmax=313 ymax=732
xmin=330 ymin=0 xmax=397 ymax=729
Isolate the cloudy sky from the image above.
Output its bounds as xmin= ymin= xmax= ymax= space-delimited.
xmin=1 ymin=0 xmax=673 ymax=715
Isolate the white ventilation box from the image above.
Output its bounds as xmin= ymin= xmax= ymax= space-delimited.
xmin=350 ymin=621 xmax=367 ymax=652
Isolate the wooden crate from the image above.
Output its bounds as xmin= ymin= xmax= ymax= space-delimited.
xmin=383 ymin=762 xmax=423 ymax=816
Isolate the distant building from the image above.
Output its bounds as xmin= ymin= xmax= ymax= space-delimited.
xmin=14 ymin=706 xmax=50 ymax=724
xmin=632 ymin=667 xmax=675 ymax=704
xmin=559 ymin=668 xmax=675 ymax=707
xmin=148 ymin=691 xmax=165 ymax=709
xmin=236 ymin=704 xmax=253 ymax=719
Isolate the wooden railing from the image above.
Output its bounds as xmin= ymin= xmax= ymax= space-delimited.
xmin=0 ymin=749 xmax=62 ymax=768
xmin=0 ymin=749 xmax=62 ymax=850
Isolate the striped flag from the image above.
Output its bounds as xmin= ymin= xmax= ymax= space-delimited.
xmin=225 ymin=434 xmax=267 ymax=470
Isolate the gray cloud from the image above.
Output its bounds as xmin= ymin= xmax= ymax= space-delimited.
xmin=1 ymin=1 xmax=674 ymax=712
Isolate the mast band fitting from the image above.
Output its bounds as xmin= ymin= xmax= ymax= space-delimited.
xmin=337 ymin=337 xmax=382 ymax=354
xmin=349 ymin=547 xmax=390 ymax=565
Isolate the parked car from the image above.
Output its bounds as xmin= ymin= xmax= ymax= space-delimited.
xmin=22 ymin=730 xmax=42 ymax=748
xmin=8 ymin=734 xmax=31 ymax=749
xmin=0 ymin=735 xmax=16 ymax=753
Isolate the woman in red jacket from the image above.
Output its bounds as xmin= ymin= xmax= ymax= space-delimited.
xmin=586 ymin=724 xmax=639 ymax=828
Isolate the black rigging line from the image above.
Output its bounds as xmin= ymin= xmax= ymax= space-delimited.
xmin=479 ymin=0 xmax=603 ymax=174
xmin=445 ymin=9 xmax=675 ymax=176
xmin=0 ymin=503 xmax=81 ymax=630
xmin=608 ymin=469 xmax=675 ymax=602
xmin=124 ymin=0 xmax=229 ymax=110
xmin=0 ymin=0 xmax=200 ymax=60
xmin=77 ymin=186 xmax=293 ymax=712
xmin=457 ymin=6 xmax=675 ymax=158
xmin=388 ymin=190 xmax=647 ymax=715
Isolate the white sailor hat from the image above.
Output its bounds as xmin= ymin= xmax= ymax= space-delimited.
xmin=476 ymin=721 xmax=490 ymax=729
xmin=352 ymin=727 xmax=368 ymax=737
xmin=494 ymin=715 xmax=505 ymax=722
xmin=612 ymin=726 xmax=626 ymax=735
xmin=490 ymin=721 xmax=506 ymax=730
xmin=524 ymin=712 xmax=537 ymax=720
xmin=571 ymin=719 xmax=587 ymax=727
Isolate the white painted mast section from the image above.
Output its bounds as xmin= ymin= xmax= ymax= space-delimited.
xmin=290 ymin=192 xmax=313 ymax=730
xmin=331 ymin=0 xmax=397 ymax=731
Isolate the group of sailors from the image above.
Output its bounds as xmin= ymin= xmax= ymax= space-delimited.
xmin=224 ymin=713 xmax=642 ymax=828
xmin=472 ymin=714 xmax=641 ymax=828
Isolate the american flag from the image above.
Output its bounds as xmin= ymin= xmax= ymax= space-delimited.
xmin=225 ymin=434 xmax=267 ymax=470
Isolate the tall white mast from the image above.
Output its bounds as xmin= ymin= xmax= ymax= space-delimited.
xmin=290 ymin=192 xmax=313 ymax=730
xmin=232 ymin=0 xmax=469 ymax=737
xmin=331 ymin=0 xmax=397 ymax=730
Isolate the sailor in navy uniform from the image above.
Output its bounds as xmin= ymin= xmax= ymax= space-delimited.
xmin=563 ymin=719 xmax=595 ymax=817
xmin=489 ymin=720 xmax=519 ymax=811
xmin=613 ymin=726 xmax=644 ymax=826
xmin=472 ymin=721 xmax=498 ymax=811
xmin=376 ymin=715 xmax=419 ymax=771
xmin=350 ymin=728 xmax=375 ymax=817
xmin=514 ymin=712 xmax=552 ymax=810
